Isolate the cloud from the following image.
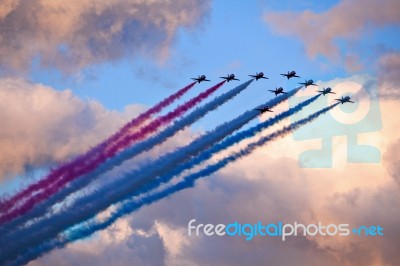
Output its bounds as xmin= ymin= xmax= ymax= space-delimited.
xmin=0 ymin=78 xmax=142 ymax=180
xmin=378 ymin=52 xmax=400 ymax=99
xmin=263 ymin=0 xmax=400 ymax=70
xmin=383 ymin=138 xmax=400 ymax=186
xmin=0 ymin=0 xmax=210 ymax=74
xmin=30 ymin=219 xmax=166 ymax=266
xmin=0 ymin=0 xmax=18 ymax=20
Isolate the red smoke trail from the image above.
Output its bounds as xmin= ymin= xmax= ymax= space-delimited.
xmin=0 ymin=82 xmax=196 ymax=216
xmin=0 ymin=81 xmax=225 ymax=224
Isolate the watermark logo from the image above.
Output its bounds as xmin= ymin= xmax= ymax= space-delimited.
xmin=289 ymin=75 xmax=382 ymax=168
xmin=188 ymin=219 xmax=384 ymax=241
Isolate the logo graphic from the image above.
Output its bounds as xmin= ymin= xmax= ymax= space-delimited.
xmin=289 ymin=75 xmax=382 ymax=168
xmin=188 ymin=219 xmax=384 ymax=241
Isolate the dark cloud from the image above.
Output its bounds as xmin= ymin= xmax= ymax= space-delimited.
xmin=379 ymin=52 xmax=400 ymax=99
xmin=0 ymin=0 xmax=210 ymax=74
xmin=383 ymin=138 xmax=400 ymax=186
xmin=25 ymin=136 xmax=400 ymax=265
xmin=32 ymin=229 xmax=166 ymax=266
xmin=118 ymin=153 xmax=400 ymax=266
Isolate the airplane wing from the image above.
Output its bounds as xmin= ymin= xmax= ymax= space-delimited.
xmin=191 ymin=78 xmax=199 ymax=81
xmin=261 ymin=76 xmax=269 ymax=79
xmin=249 ymin=75 xmax=256 ymax=78
xmin=268 ymin=90 xmax=275 ymax=92
xmin=204 ymin=79 xmax=210 ymax=81
xmin=280 ymin=74 xmax=287 ymax=76
xmin=282 ymin=92 xmax=288 ymax=94
xmin=348 ymin=100 xmax=354 ymax=103
xmin=294 ymin=75 xmax=300 ymax=78
xmin=233 ymin=78 xmax=240 ymax=81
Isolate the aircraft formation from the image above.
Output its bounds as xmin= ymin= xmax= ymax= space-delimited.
xmin=191 ymin=71 xmax=354 ymax=113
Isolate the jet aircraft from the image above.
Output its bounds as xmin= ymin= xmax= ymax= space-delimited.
xmin=280 ymin=70 xmax=300 ymax=79
xmin=249 ymin=72 xmax=269 ymax=81
xmin=335 ymin=96 xmax=354 ymax=104
xmin=220 ymin=74 xmax=240 ymax=82
xmin=255 ymin=106 xmax=273 ymax=113
xmin=191 ymin=75 xmax=210 ymax=83
xmin=318 ymin=87 xmax=335 ymax=95
xmin=299 ymin=79 xmax=317 ymax=88
xmin=268 ymin=87 xmax=287 ymax=96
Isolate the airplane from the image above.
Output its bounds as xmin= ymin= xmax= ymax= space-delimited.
xmin=280 ymin=70 xmax=300 ymax=79
xmin=249 ymin=72 xmax=269 ymax=81
xmin=268 ymin=87 xmax=287 ymax=96
xmin=255 ymin=106 xmax=273 ymax=113
xmin=299 ymin=79 xmax=317 ymax=88
xmin=335 ymin=96 xmax=354 ymax=104
xmin=318 ymin=87 xmax=335 ymax=95
xmin=220 ymin=74 xmax=240 ymax=82
xmin=191 ymin=75 xmax=210 ymax=83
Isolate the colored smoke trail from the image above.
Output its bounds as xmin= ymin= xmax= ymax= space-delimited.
xmin=0 ymin=82 xmax=223 ymax=225
xmin=122 ymin=94 xmax=321 ymax=201
xmin=2 ymin=107 xmax=257 ymax=263
xmin=9 ymin=103 xmax=337 ymax=266
xmin=0 ymin=82 xmax=196 ymax=214
xmin=0 ymin=80 xmax=251 ymax=238
xmin=2 ymin=82 xmax=297 ymax=263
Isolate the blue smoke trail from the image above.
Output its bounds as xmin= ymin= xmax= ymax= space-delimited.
xmin=0 ymin=80 xmax=254 ymax=236
xmin=9 ymin=102 xmax=337 ymax=266
xmin=0 ymin=86 xmax=302 ymax=264
xmin=138 ymin=94 xmax=321 ymax=194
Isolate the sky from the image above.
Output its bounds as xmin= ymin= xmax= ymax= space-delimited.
xmin=0 ymin=0 xmax=400 ymax=265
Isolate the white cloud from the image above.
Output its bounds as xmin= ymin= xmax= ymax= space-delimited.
xmin=263 ymin=0 xmax=400 ymax=70
xmin=0 ymin=78 xmax=141 ymax=180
